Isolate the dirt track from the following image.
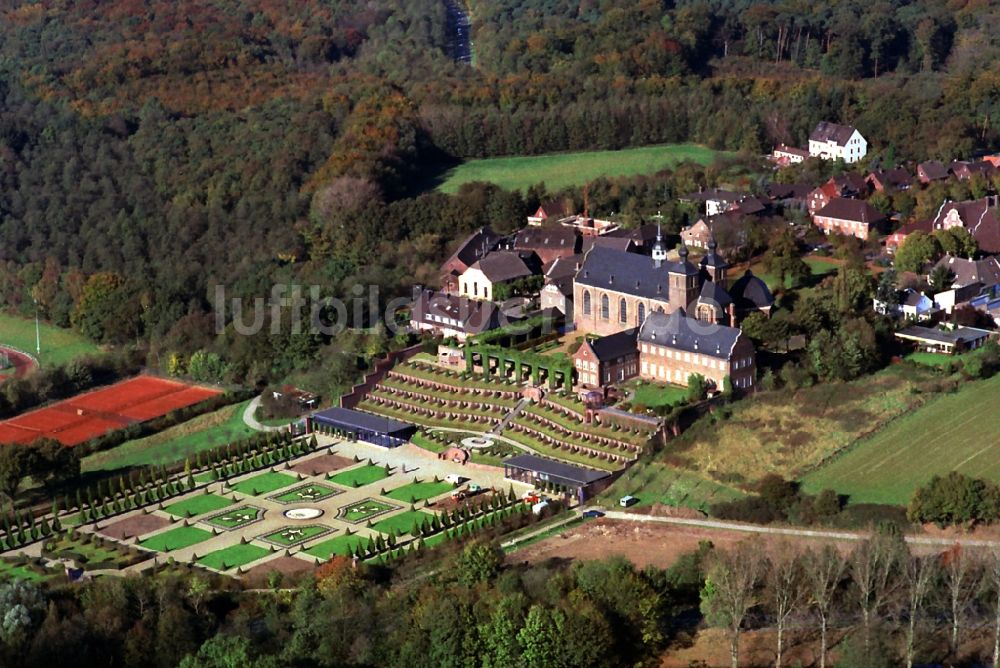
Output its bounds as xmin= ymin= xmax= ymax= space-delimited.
xmin=0 ymin=346 xmax=37 ymax=382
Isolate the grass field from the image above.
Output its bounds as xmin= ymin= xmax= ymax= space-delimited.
xmin=329 ymin=464 xmax=390 ymax=488
xmin=436 ymin=144 xmax=724 ymax=193
xmin=197 ymin=544 xmax=270 ymax=571
xmin=82 ymin=400 xmax=252 ymax=473
xmin=625 ymin=379 xmax=689 ymax=409
xmin=372 ymin=510 xmax=435 ymax=536
xmin=0 ymin=312 xmax=100 ymax=367
xmin=749 ymin=256 xmax=841 ymax=291
xmin=229 ymin=471 xmax=298 ymax=496
xmin=665 ymin=364 xmax=937 ymax=486
xmin=139 ymin=526 xmax=212 ymax=552
xmin=801 ymin=374 xmax=1000 ymax=505
xmin=601 ymin=462 xmax=745 ymax=512
xmin=384 ymin=480 xmax=454 ymax=503
xmin=904 ymin=351 xmax=954 ymax=368
xmin=164 ymin=494 xmax=234 ymax=518
xmin=303 ymin=534 xmax=367 ymax=560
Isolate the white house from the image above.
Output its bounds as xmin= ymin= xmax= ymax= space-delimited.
xmin=808 ymin=122 xmax=867 ymax=164
xmin=873 ymin=289 xmax=935 ymax=321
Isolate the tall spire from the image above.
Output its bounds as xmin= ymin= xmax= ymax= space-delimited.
xmin=652 ymin=222 xmax=667 ymax=267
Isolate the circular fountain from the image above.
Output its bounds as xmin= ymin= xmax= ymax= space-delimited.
xmin=284 ymin=507 xmax=324 ymax=520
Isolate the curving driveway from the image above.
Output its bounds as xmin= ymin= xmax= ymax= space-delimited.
xmin=242 ymin=396 xmax=285 ymax=433
xmin=0 ymin=346 xmax=38 ymax=382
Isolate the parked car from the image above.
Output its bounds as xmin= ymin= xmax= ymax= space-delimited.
xmin=619 ymin=495 xmax=638 ymax=508
xmin=582 ymin=510 xmax=605 ymax=518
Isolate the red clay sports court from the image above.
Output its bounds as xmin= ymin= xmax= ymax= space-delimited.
xmin=0 ymin=376 xmax=221 ymax=446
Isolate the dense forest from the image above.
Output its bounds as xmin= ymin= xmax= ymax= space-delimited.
xmin=1 ymin=0 xmax=1000 ymax=396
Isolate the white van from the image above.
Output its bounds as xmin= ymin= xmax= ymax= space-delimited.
xmin=619 ymin=495 xmax=637 ymax=508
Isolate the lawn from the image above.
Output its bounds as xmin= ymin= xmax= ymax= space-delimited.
xmin=82 ymin=400 xmax=254 ymax=473
xmin=229 ymin=471 xmax=298 ymax=496
xmin=303 ymin=534 xmax=368 ymax=560
xmin=372 ymin=510 xmax=435 ymax=536
xmin=0 ymin=312 xmax=100 ymax=367
xmin=0 ymin=560 xmax=51 ymax=583
xmin=600 ymin=462 xmax=745 ymax=513
xmin=437 ymin=144 xmax=724 ymax=193
xmin=139 ymin=526 xmax=213 ymax=552
xmin=624 ymin=379 xmax=689 ymax=409
xmin=164 ymin=494 xmax=234 ymax=518
xmin=384 ymin=480 xmax=455 ymax=503
xmin=270 ymin=483 xmax=340 ymax=504
xmin=904 ymin=351 xmax=954 ymax=368
xmin=749 ymin=256 xmax=841 ymax=291
xmin=204 ymin=505 xmax=264 ymax=530
xmin=329 ymin=464 xmax=390 ymax=488
xmin=665 ymin=364 xmax=938 ymax=485
xmin=259 ymin=525 xmax=331 ymax=547
xmin=197 ymin=544 xmax=270 ymax=571
xmin=801 ymin=373 xmax=1000 ymax=505
xmin=338 ymin=498 xmax=398 ymax=523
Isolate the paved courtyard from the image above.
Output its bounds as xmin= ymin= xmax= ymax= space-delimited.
xmin=51 ymin=437 xmax=529 ymax=576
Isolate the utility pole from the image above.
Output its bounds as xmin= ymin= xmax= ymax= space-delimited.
xmin=33 ymin=298 xmax=40 ymax=357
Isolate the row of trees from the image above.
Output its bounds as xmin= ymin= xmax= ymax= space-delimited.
xmin=703 ymin=534 xmax=1000 ymax=668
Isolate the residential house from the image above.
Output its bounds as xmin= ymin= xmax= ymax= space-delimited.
xmin=917 ymin=160 xmax=950 ymax=184
xmin=680 ymin=212 xmax=745 ymax=254
xmin=885 ymin=219 xmax=932 ymax=254
xmin=930 ymin=255 xmax=1000 ymax=314
xmin=572 ymin=328 xmax=640 ymax=389
xmin=772 ymin=144 xmax=809 ymax=166
xmin=866 ymin=168 xmax=912 ymax=192
xmin=637 ymin=309 xmax=756 ymax=391
xmin=410 ymin=289 xmax=501 ymax=342
xmin=766 ymin=182 xmax=812 ymax=211
xmin=458 ymin=251 xmax=539 ymax=301
xmin=808 ymin=122 xmax=867 ymax=163
xmin=807 ymin=173 xmax=866 ymax=214
xmin=872 ymin=289 xmax=935 ymax=321
xmin=813 ymin=197 xmax=887 ymax=239
xmin=527 ymin=200 xmax=570 ymax=226
xmin=895 ymin=325 xmax=992 ymax=354
xmin=950 ymin=160 xmax=996 ymax=182
xmin=513 ymin=225 xmax=581 ymax=265
xmin=439 ymin=226 xmax=502 ymax=294
xmin=932 ymin=196 xmax=1000 ymax=254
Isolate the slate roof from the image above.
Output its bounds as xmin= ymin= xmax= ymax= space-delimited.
xmin=809 ymin=121 xmax=858 ymax=146
xmin=730 ymin=270 xmax=774 ymax=310
xmin=681 ymin=188 xmax=741 ymax=203
xmin=585 ymin=328 xmax=639 ymax=362
xmin=933 ymin=198 xmax=1000 ymax=255
xmin=445 ymin=226 xmax=501 ymax=270
xmin=312 ymin=407 xmax=414 ymax=436
xmin=638 ymin=309 xmax=744 ymax=359
xmin=766 ymin=183 xmax=812 ymax=201
xmin=504 ymin=454 xmax=610 ymax=485
xmin=918 ymin=160 xmax=950 ymax=181
xmin=895 ymin=326 xmax=992 ymax=346
xmin=815 ymin=197 xmax=885 ymax=224
xmin=933 ymin=255 xmax=1000 ymax=289
xmin=412 ymin=289 xmax=498 ymax=334
xmin=698 ymin=280 xmax=732 ymax=308
xmin=575 ymin=246 xmax=679 ymax=300
xmin=514 ymin=225 xmax=580 ymax=252
xmin=470 ymin=251 xmax=537 ymax=283
xmin=700 ymin=239 xmax=727 ymax=268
